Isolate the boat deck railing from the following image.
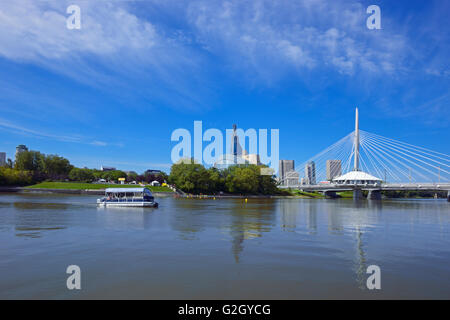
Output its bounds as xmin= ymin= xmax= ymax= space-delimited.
xmin=100 ymin=197 xmax=154 ymax=203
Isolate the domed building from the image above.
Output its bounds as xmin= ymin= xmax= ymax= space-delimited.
xmin=332 ymin=170 xmax=381 ymax=185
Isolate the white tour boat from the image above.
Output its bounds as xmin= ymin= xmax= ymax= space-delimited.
xmin=97 ymin=187 xmax=159 ymax=208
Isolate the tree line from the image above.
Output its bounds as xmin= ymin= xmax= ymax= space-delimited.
xmin=168 ymin=159 xmax=280 ymax=195
xmin=0 ymin=150 xmax=73 ymax=186
xmin=0 ymin=149 xmax=167 ymax=186
xmin=1 ymin=150 xmax=281 ymax=195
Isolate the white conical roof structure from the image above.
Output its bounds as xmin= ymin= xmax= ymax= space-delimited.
xmin=332 ymin=170 xmax=381 ymax=182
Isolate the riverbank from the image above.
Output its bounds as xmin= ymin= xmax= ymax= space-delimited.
xmin=0 ymin=186 xmax=315 ymax=199
xmin=0 ymin=184 xmax=444 ymax=199
xmin=176 ymin=190 xmax=339 ymax=199
xmin=0 ymin=181 xmax=174 ymax=197
xmin=0 ymin=186 xmax=174 ymax=197
xmin=286 ymin=190 xmax=354 ymax=199
xmin=25 ymin=181 xmax=173 ymax=192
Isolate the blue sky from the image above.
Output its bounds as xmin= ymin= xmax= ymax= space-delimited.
xmin=0 ymin=0 xmax=448 ymax=173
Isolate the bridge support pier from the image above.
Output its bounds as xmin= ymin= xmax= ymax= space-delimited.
xmin=368 ymin=189 xmax=382 ymax=200
xmin=353 ymin=188 xmax=363 ymax=200
xmin=447 ymin=191 xmax=450 ymax=202
xmin=324 ymin=191 xmax=338 ymax=199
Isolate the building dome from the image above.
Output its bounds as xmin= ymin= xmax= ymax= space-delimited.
xmin=332 ymin=170 xmax=381 ymax=184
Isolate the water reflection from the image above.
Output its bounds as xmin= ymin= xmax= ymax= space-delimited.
xmin=279 ymin=200 xmax=299 ymax=232
xmin=281 ymin=199 xmax=372 ymax=286
xmin=170 ymin=199 xmax=210 ymax=240
xmin=13 ymin=201 xmax=69 ymax=238
xmin=15 ymin=226 xmax=66 ymax=238
xmin=354 ymin=228 xmax=367 ymax=289
xmin=1 ymin=193 xmax=450 ymax=299
xmin=306 ymin=202 xmax=318 ymax=234
xmin=228 ymin=199 xmax=275 ymax=262
xmin=97 ymin=207 xmax=155 ymax=230
xmin=279 ymin=200 xmax=320 ymax=233
xmin=367 ymin=199 xmax=383 ymax=211
xmin=13 ymin=202 xmax=70 ymax=210
xmin=326 ymin=203 xmax=344 ymax=234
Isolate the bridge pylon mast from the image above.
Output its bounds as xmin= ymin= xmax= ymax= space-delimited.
xmin=354 ymin=107 xmax=360 ymax=171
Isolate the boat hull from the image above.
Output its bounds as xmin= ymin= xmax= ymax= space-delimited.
xmin=97 ymin=201 xmax=158 ymax=208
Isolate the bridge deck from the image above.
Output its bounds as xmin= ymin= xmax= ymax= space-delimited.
xmin=279 ymin=183 xmax=450 ymax=192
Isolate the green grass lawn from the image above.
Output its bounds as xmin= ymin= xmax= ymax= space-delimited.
xmin=25 ymin=181 xmax=173 ymax=192
xmin=336 ymin=191 xmax=354 ymax=198
xmin=289 ymin=190 xmax=325 ymax=198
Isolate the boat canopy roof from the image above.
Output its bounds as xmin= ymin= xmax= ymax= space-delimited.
xmin=105 ymin=187 xmax=152 ymax=194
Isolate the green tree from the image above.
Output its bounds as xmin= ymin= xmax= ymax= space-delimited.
xmin=169 ymin=159 xmax=212 ymax=193
xmin=101 ymin=170 xmax=126 ymax=181
xmin=68 ymin=168 xmax=95 ymax=182
xmin=6 ymin=158 xmax=13 ymax=169
xmin=0 ymin=167 xmax=33 ymax=186
xmin=15 ymin=151 xmax=44 ymax=172
xmin=43 ymin=154 xmax=73 ymax=179
xmin=207 ymin=167 xmax=224 ymax=193
xmin=256 ymin=165 xmax=278 ymax=194
xmin=92 ymin=170 xmax=103 ymax=180
xmin=169 ymin=160 xmax=278 ymax=195
xmin=126 ymin=171 xmax=138 ymax=182
xmin=224 ymin=165 xmax=259 ymax=194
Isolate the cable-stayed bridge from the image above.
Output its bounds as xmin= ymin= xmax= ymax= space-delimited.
xmin=279 ymin=109 xmax=450 ymax=201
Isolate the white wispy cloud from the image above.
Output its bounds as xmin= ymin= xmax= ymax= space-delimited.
xmin=0 ymin=117 xmax=121 ymax=146
xmin=0 ymin=117 xmax=83 ymax=143
xmin=186 ymin=0 xmax=409 ymax=78
xmin=0 ymin=1 xmax=156 ymax=61
xmin=0 ymin=0 xmax=412 ymax=82
xmin=0 ymin=0 xmax=212 ymax=111
xmin=0 ymin=0 xmax=447 ymax=124
xmin=90 ymin=140 xmax=108 ymax=146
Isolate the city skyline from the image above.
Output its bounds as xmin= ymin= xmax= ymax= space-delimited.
xmin=0 ymin=0 xmax=449 ymax=173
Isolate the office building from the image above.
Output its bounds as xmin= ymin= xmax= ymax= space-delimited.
xmin=279 ymin=160 xmax=299 ymax=186
xmin=285 ymin=170 xmax=300 ymax=186
xmin=0 ymin=152 xmax=6 ymax=166
xmin=15 ymin=144 xmax=28 ymax=160
xmin=305 ymin=161 xmax=316 ymax=185
xmin=279 ymin=160 xmax=294 ymax=179
xmin=326 ymin=160 xmax=342 ymax=181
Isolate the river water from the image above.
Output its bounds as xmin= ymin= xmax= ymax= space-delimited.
xmin=0 ymin=193 xmax=449 ymax=299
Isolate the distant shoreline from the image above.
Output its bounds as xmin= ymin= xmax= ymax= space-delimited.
xmin=0 ymin=187 xmax=174 ymax=197
xmin=0 ymin=187 xmax=311 ymax=198
xmin=0 ymin=186 xmax=446 ymax=200
xmin=0 ymin=187 xmax=280 ymax=198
